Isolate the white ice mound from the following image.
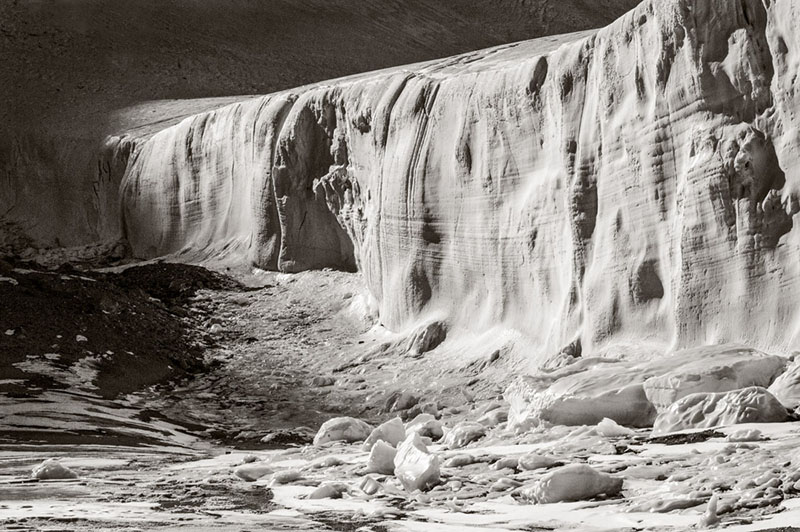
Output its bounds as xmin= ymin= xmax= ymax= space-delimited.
xmin=31 ymin=459 xmax=78 ymax=480
xmin=642 ymin=347 xmax=786 ymax=411
xmin=521 ymin=464 xmax=623 ymax=504
xmin=653 ymin=386 xmax=789 ymax=435
xmin=362 ymin=417 xmax=406 ymax=451
xmin=768 ymin=360 xmax=800 ymax=409
xmin=393 ymin=432 xmax=440 ymax=492
xmin=368 ymin=440 xmax=398 ymax=475
xmin=313 ymin=417 xmax=373 ymax=446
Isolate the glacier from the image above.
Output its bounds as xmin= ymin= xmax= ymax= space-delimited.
xmin=31 ymin=0 xmax=800 ymax=361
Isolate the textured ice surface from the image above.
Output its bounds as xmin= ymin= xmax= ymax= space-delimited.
xmin=97 ymin=0 xmax=800 ymax=364
xmin=653 ymin=386 xmax=789 ymax=435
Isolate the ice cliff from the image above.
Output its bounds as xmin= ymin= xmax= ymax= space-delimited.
xmin=112 ymin=0 xmax=800 ymax=358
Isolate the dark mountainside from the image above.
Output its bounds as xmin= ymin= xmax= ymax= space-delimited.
xmin=2 ymin=0 xmax=641 ymax=132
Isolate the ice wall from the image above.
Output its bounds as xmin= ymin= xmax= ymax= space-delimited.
xmin=119 ymin=0 xmax=800 ymax=359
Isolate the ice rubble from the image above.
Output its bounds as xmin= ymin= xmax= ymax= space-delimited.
xmin=652 ymin=386 xmax=789 ymax=435
xmin=506 ymin=347 xmax=789 ymax=430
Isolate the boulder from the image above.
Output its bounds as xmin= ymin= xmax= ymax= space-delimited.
xmin=653 ymin=387 xmax=789 ymax=436
xmin=367 ymin=440 xmax=397 ymax=475
xmin=726 ymin=429 xmax=763 ymax=442
xmin=362 ymin=417 xmax=406 ymax=451
xmin=521 ymin=464 xmax=623 ymax=503
xmin=311 ymin=376 xmax=335 ymax=387
xmin=768 ymin=360 xmax=800 ymax=409
xmin=643 ymin=347 xmax=786 ymax=411
xmin=394 ymin=433 xmax=440 ymax=492
xmin=313 ymin=417 xmax=373 ymax=446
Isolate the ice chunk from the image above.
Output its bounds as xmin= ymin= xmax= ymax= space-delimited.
xmin=699 ymin=493 xmax=720 ymax=527
xmin=393 ymin=433 xmax=440 ymax=492
xmin=367 ymin=440 xmax=397 ymax=475
xmin=404 ymin=413 xmax=443 ymax=439
xmin=442 ymin=422 xmax=486 ymax=449
xmin=768 ymin=360 xmax=800 ymax=409
xmin=308 ymin=483 xmax=348 ymax=499
xmin=359 ymin=476 xmax=381 ymax=495
xmin=491 ymin=478 xmax=522 ymax=491
xmin=491 ymin=457 xmax=519 ymax=471
xmin=505 ymin=368 xmax=655 ymax=431
xmin=726 ymin=429 xmax=763 ymax=442
xmin=362 ymin=417 xmax=405 ymax=451
xmin=653 ymin=387 xmax=788 ymax=435
xmin=596 ymin=417 xmax=635 ymax=437
xmin=313 ymin=416 xmax=373 ymax=446
xmin=270 ymin=470 xmax=303 ymax=485
xmin=518 ymin=453 xmax=558 ymax=471
xmin=477 ymin=407 xmax=509 ymax=427
xmin=521 ymin=464 xmax=623 ymax=503
xmin=643 ymin=348 xmax=786 ymax=411
xmin=31 ymin=459 xmax=78 ymax=480
xmin=234 ymin=463 xmax=273 ymax=482
xmin=442 ymin=454 xmax=476 ymax=468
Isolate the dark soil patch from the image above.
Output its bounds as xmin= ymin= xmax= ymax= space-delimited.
xmin=0 ymin=259 xmax=240 ymax=399
xmin=312 ymin=512 xmax=393 ymax=532
xmin=646 ymin=430 xmax=725 ymax=445
xmin=114 ymin=262 xmax=242 ymax=306
xmin=153 ymin=482 xmax=274 ymax=514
